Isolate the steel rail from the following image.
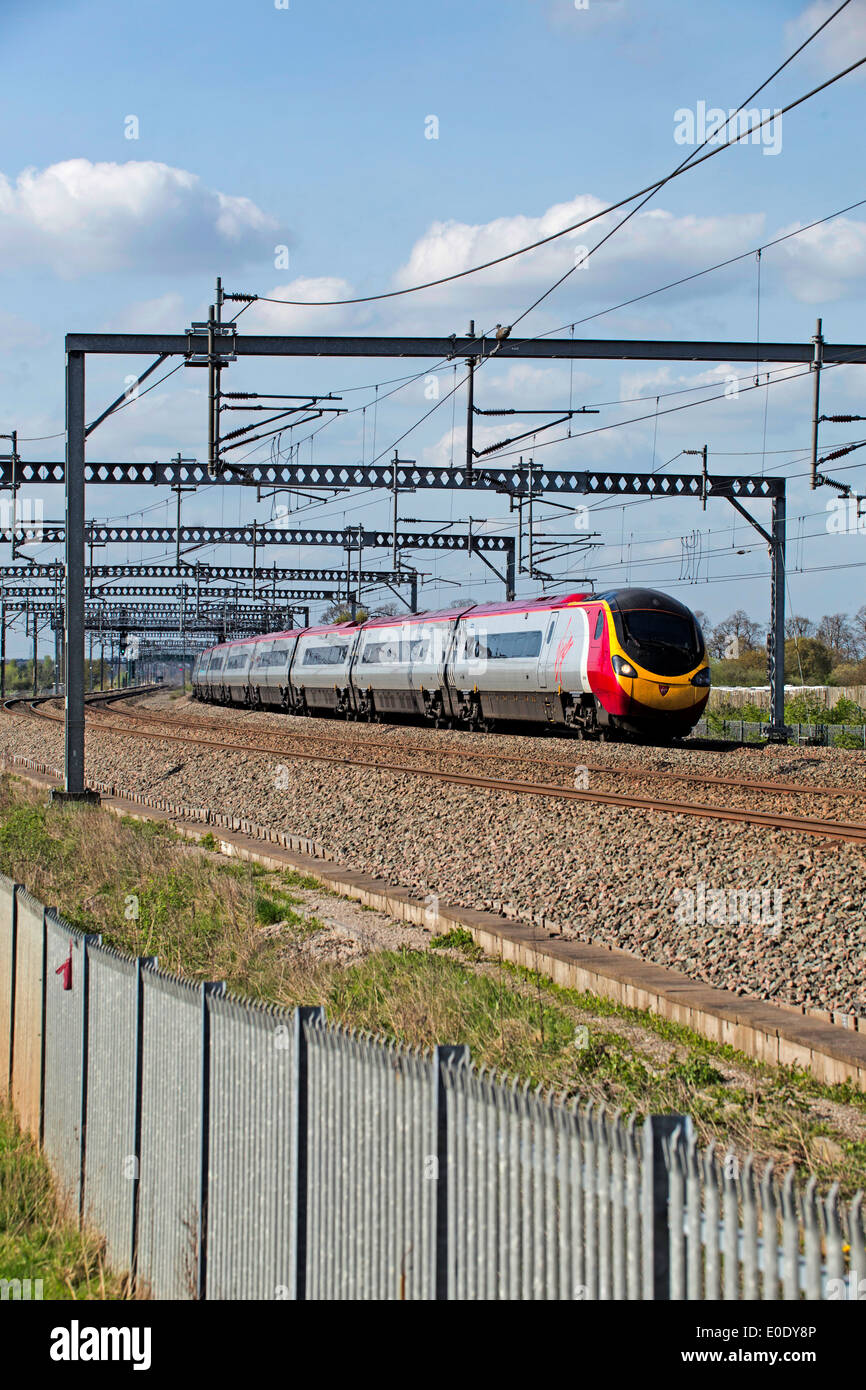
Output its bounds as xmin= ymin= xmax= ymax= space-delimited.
xmin=97 ymin=695 xmax=866 ymax=803
xmin=9 ymin=695 xmax=866 ymax=845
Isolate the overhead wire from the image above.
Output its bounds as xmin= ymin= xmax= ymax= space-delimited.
xmin=245 ymin=4 xmax=859 ymax=310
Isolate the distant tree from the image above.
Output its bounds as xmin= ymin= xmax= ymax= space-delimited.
xmin=709 ymin=609 xmax=765 ymax=659
xmin=828 ymin=657 xmax=866 ymax=687
xmin=785 ymin=614 xmax=815 ymax=639
xmin=369 ymin=603 xmax=400 ymax=618
xmin=320 ymin=602 xmax=366 ymax=624
xmin=784 ymin=637 xmax=833 ymax=684
xmin=710 ymin=647 xmax=768 ymax=687
xmin=816 ymin=612 xmax=860 ymax=661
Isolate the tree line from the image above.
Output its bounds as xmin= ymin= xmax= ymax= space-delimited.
xmin=695 ymin=606 xmax=866 ymax=686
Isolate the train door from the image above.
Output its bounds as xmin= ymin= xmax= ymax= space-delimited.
xmin=537 ymin=613 xmax=560 ymax=689
xmin=585 ymin=604 xmax=608 ymax=692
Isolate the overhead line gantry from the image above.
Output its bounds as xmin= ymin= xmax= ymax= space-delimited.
xmin=40 ymin=322 xmax=865 ymax=794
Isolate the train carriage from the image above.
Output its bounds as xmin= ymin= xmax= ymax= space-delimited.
xmin=289 ymin=624 xmax=360 ymax=715
xmin=193 ymin=587 xmax=710 ymax=741
xmin=204 ymin=646 xmax=227 ymax=702
xmin=352 ymin=609 xmax=461 ymax=722
xmin=191 ymin=650 xmax=210 ymax=699
xmin=249 ymin=630 xmax=302 ymax=709
xmin=222 ymin=637 xmax=257 ymax=705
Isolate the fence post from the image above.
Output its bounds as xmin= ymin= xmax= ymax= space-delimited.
xmin=197 ymin=980 xmax=226 ymax=1301
xmin=77 ymin=933 xmax=101 ymax=1224
xmin=642 ymin=1114 xmax=689 ymax=1300
xmin=4 ymin=883 xmax=20 ymax=1101
xmin=129 ymin=956 xmax=157 ymax=1293
xmin=433 ymin=1043 xmax=471 ymax=1301
xmin=291 ymin=1004 xmax=326 ymax=1302
xmin=37 ymin=906 xmax=47 ymax=1149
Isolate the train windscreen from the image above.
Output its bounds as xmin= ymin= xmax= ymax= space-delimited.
xmin=616 ymin=608 xmax=704 ymax=676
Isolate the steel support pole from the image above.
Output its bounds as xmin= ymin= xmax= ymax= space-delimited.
xmin=465 ymin=320 xmax=476 ymax=478
xmin=0 ymin=595 xmax=5 ymax=701
xmin=809 ymin=318 xmax=824 ymax=490
xmin=768 ymin=491 xmax=787 ymax=740
xmin=62 ymin=350 xmax=89 ymax=797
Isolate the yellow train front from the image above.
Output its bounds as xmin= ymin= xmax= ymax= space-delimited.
xmin=588 ymin=588 xmax=710 ymax=739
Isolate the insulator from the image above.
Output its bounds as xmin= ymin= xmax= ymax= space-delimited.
xmin=818 ymin=473 xmax=850 ymax=494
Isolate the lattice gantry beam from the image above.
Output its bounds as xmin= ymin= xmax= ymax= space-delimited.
xmin=0 ymin=460 xmax=787 ymax=495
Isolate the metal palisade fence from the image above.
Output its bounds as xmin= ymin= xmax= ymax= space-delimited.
xmin=0 ymin=872 xmax=864 ymax=1301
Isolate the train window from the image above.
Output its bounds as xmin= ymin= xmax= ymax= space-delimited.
xmin=409 ymin=638 xmax=430 ymax=662
xmin=362 ymin=639 xmax=404 ymax=664
xmin=621 ymin=609 xmax=701 ymax=656
xmin=303 ymin=643 xmax=348 ymax=667
xmin=259 ymin=643 xmax=291 ymax=669
xmin=209 ymin=655 xmax=225 ymax=672
xmin=594 ymin=611 xmax=604 ymax=639
xmin=477 ymin=630 xmax=543 ymax=660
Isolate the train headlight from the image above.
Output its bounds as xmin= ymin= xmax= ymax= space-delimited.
xmin=690 ymin=667 xmax=711 ymax=687
xmin=611 ymin=654 xmax=638 ymax=678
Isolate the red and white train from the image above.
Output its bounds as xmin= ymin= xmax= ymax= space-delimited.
xmin=191 ymin=587 xmax=710 ymax=740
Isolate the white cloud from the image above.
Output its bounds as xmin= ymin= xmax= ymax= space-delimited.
xmin=785 ymin=0 xmax=866 ymax=77
xmin=775 ymin=216 xmax=866 ymax=303
xmin=101 ymin=292 xmax=187 ymax=333
xmin=392 ymin=195 xmax=766 ymax=315
xmin=391 ymin=190 xmax=866 ymax=318
xmin=245 ymin=277 xmax=370 ymax=333
xmin=481 ymin=362 xmax=598 ymax=402
xmin=0 ymin=159 xmax=277 ymax=277
xmin=541 ymin=0 xmax=630 ymax=38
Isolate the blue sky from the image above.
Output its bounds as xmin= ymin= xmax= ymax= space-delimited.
xmin=1 ymin=0 xmax=866 ymax=653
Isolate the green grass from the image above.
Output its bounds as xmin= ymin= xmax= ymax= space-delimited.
xmin=429 ymin=926 xmax=482 ymax=959
xmin=0 ymin=776 xmax=864 ymax=1189
xmin=0 ymin=1106 xmax=129 ymax=1300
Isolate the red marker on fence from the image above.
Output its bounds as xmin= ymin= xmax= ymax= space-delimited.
xmin=55 ymin=944 xmax=72 ymax=991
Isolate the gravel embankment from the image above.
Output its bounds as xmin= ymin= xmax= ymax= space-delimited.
xmin=3 ymin=693 xmax=864 ymax=1017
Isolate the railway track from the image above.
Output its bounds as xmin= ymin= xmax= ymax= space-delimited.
xmin=94 ymin=693 xmax=866 ymax=805
xmin=7 ymin=692 xmax=866 ymax=846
